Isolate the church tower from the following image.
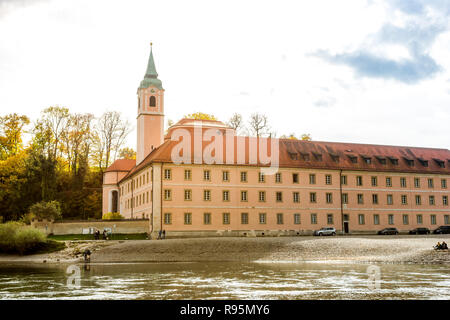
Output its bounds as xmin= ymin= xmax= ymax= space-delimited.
xmin=136 ymin=43 xmax=164 ymax=164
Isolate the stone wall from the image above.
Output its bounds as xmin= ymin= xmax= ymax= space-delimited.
xmin=31 ymin=219 xmax=150 ymax=235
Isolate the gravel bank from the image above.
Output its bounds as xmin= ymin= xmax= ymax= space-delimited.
xmin=91 ymin=235 xmax=450 ymax=264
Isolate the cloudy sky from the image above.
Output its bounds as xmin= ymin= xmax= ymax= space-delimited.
xmin=1 ymin=0 xmax=449 ymax=149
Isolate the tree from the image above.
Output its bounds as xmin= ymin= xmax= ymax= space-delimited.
xmin=300 ymin=134 xmax=312 ymax=141
xmin=227 ymin=113 xmax=244 ymax=132
xmin=184 ymin=112 xmax=217 ymax=121
xmin=40 ymin=106 xmax=69 ymax=161
xmin=28 ymin=200 xmax=62 ymax=221
xmin=93 ymin=111 xmax=131 ymax=172
xmin=280 ymin=133 xmax=298 ymax=139
xmin=0 ymin=113 xmax=30 ymax=158
xmin=248 ymin=113 xmax=270 ymax=138
xmin=119 ymin=147 xmax=136 ymax=160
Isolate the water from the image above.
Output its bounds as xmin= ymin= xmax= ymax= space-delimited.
xmin=0 ymin=262 xmax=449 ymax=299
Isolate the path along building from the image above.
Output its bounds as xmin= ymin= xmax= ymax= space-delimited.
xmin=103 ymin=46 xmax=450 ymax=238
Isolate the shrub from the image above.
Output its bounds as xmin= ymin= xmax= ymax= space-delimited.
xmin=102 ymin=212 xmax=124 ymax=220
xmin=0 ymin=222 xmax=61 ymax=255
xmin=28 ymin=200 xmax=62 ymax=221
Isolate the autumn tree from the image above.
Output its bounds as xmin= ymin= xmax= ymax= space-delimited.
xmin=119 ymin=147 xmax=136 ymax=160
xmin=184 ymin=112 xmax=217 ymax=121
xmin=40 ymin=106 xmax=69 ymax=161
xmin=0 ymin=113 xmax=30 ymax=158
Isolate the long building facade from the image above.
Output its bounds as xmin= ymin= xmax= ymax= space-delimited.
xmin=103 ymin=46 xmax=450 ymax=238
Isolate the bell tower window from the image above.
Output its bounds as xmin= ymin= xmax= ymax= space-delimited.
xmin=150 ymin=96 xmax=156 ymax=107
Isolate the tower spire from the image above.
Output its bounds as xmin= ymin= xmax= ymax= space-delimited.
xmin=139 ymin=43 xmax=163 ymax=89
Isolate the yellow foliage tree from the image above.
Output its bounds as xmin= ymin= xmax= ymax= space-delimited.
xmin=184 ymin=112 xmax=217 ymax=121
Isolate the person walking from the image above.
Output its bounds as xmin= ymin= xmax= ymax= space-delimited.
xmin=157 ymin=229 xmax=162 ymax=240
xmin=162 ymin=230 xmax=166 ymax=240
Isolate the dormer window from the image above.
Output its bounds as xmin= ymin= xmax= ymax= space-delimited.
xmin=150 ymin=96 xmax=156 ymax=107
xmin=403 ymin=157 xmax=414 ymax=167
xmin=312 ymin=152 xmax=322 ymax=161
xmin=361 ymin=155 xmax=371 ymax=164
xmin=329 ymin=153 xmax=339 ymax=163
xmin=375 ymin=156 xmax=386 ymax=165
xmin=347 ymin=155 xmax=357 ymax=164
xmin=433 ymin=158 xmax=445 ymax=168
xmin=417 ymin=158 xmax=428 ymax=167
xmin=388 ymin=157 xmax=398 ymax=165
xmin=300 ymin=152 xmax=310 ymax=161
xmin=288 ymin=152 xmax=298 ymax=160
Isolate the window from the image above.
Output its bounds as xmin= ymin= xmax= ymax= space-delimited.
xmin=444 ymin=215 xmax=449 ymax=225
xmin=341 ymin=175 xmax=347 ymax=185
xmin=203 ymin=213 xmax=211 ymax=225
xmin=275 ymin=173 xmax=282 ymax=183
xmin=326 ymin=193 xmax=333 ymax=204
xmin=203 ymin=190 xmax=211 ymax=201
xmin=241 ymin=191 xmax=248 ymax=202
xmin=164 ymin=169 xmax=171 ymax=180
xmin=400 ymin=177 xmax=407 ymax=188
xmin=164 ymin=189 xmax=172 ymax=201
xmin=327 ymin=214 xmax=334 ymax=225
xmin=311 ymin=213 xmax=317 ymax=224
xmin=356 ymin=176 xmax=363 ymax=186
xmin=223 ymin=190 xmax=230 ymax=201
xmin=149 ymin=95 xmax=156 ymax=107
xmin=184 ymin=213 xmax=192 ymax=225
xmin=309 ymin=174 xmax=316 ymax=185
xmin=223 ymin=213 xmax=230 ymax=224
xmin=342 ymin=193 xmax=348 ymax=204
xmin=204 ymin=170 xmax=211 ymax=181
xmin=259 ymin=191 xmax=266 ymax=202
xmin=415 ymin=195 xmax=421 ymax=205
xmin=388 ymin=214 xmax=394 ymax=225
xmin=276 ymin=192 xmax=283 ymax=202
xmin=358 ymin=214 xmax=365 ymax=225
xmin=294 ymin=214 xmax=301 ymax=224
xmin=414 ymin=178 xmax=420 ymax=188
xmin=386 ymin=177 xmax=392 ymax=187
xmin=428 ymin=178 xmax=434 ymax=188
xmin=325 ymin=175 xmax=332 ymax=185
xmin=310 ymin=192 xmax=317 ymax=203
xmin=431 ymin=215 xmax=436 ymax=225
xmin=293 ymin=192 xmax=300 ymax=203
xmin=357 ymin=194 xmax=364 ymax=204
xmin=417 ymin=214 xmax=423 ymax=225
xmin=277 ymin=213 xmax=284 ymax=224
xmin=429 ymin=195 xmax=435 ymax=205
xmin=293 ymin=173 xmax=299 ymax=184
xmin=222 ymin=171 xmax=229 ymax=182
xmin=184 ymin=189 xmax=192 ymax=201
xmin=259 ymin=213 xmax=266 ymax=224
xmin=258 ymin=172 xmax=265 ymax=183
xmin=403 ymin=214 xmax=409 ymax=225
xmin=240 ymin=171 xmax=247 ymax=182
xmin=184 ymin=170 xmax=191 ymax=181
xmin=241 ymin=213 xmax=249 ymax=224
xmin=371 ymin=176 xmax=377 ymax=187
xmin=401 ymin=195 xmax=407 ymax=205
xmin=442 ymin=179 xmax=447 ymax=189
xmin=373 ymin=214 xmax=380 ymax=225
xmin=164 ymin=213 xmax=172 ymax=225
xmin=372 ymin=194 xmax=378 ymax=204
xmin=443 ymin=196 xmax=448 ymax=206
xmin=387 ymin=194 xmax=393 ymax=205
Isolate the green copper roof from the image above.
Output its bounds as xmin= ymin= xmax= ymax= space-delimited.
xmin=139 ymin=46 xmax=163 ymax=90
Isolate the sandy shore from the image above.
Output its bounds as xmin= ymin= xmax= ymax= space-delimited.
xmin=1 ymin=235 xmax=449 ymax=264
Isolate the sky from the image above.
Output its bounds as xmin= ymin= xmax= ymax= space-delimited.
xmin=0 ymin=0 xmax=449 ymax=150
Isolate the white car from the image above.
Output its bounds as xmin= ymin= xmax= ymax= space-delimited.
xmin=313 ymin=227 xmax=336 ymax=236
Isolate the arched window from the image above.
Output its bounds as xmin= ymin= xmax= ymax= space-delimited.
xmin=111 ymin=190 xmax=118 ymax=213
xmin=149 ymin=96 xmax=156 ymax=107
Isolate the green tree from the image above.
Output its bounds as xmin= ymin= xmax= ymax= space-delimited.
xmin=28 ymin=200 xmax=62 ymax=221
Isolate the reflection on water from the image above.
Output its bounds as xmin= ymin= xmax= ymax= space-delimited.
xmin=0 ymin=262 xmax=449 ymax=300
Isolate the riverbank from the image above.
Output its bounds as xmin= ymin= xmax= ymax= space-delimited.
xmin=0 ymin=235 xmax=449 ymax=264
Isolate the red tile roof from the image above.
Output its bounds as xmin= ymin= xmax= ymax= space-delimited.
xmin=117 ymin=126 xmax=450 ymax=183
xmin=105 ymin=159 xmax=136 ymax=172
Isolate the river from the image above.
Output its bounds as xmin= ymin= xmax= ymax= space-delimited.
xmin=0 ymin=262 xmax=449 ymax=299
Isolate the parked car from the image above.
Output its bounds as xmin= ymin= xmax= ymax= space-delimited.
xmin=409 ymin=227 xmax=430 ymax=235
xmin=433 ymin=226 xmax=450 ymax=234
xmin=313 ymin=227 xmax=336 ymax=236
xmin=377 ymin=228 xmax=399 ymax=235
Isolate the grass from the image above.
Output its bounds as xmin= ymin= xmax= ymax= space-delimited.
xmin=48 ymin=233 xmax=149 ymax=241
xmin=0 ymin=222 xmax=66 ymax=255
